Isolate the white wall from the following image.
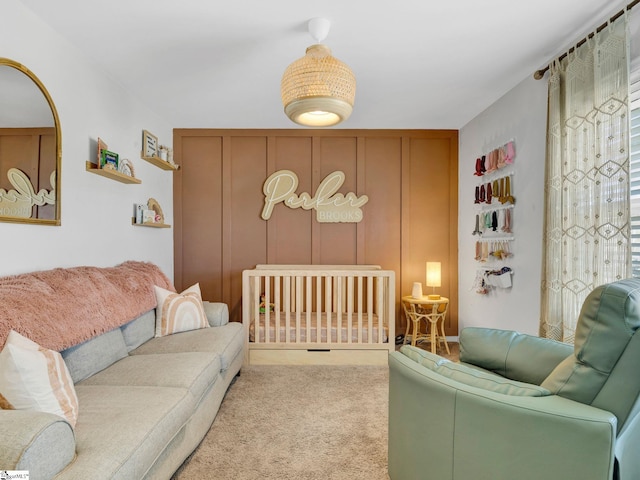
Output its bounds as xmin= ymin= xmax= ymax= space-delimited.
xmin=458 ymin=75 xmax=548 ymax=335
xmin=1 ymin=0 xmax=174 ymax=280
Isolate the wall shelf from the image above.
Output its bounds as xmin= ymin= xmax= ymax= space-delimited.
xmin=86 ymin=161 xmax=141 ymax=184
xmin=131 ymin=218 xmax=171 ymax=228
xmin=140 ymin=155 xmax=179 ymax=171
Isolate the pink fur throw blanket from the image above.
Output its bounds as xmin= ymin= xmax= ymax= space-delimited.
xmin=0 ymin=261 xmax=173 ymax=351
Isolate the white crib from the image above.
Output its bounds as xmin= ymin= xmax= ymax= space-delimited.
xmin=242 ymin=265 xmax=395 ymax=365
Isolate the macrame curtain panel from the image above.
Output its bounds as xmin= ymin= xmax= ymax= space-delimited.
xmin=540 ymin=13 xmax=631 ymax=343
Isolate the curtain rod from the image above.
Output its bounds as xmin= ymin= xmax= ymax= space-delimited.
xmin=533 ymin=0 xmax=639 ymax=80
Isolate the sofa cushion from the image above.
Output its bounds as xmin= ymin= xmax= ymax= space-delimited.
xmin=59 ymin=385 xmax=193 ymax=480
xmin=79 ymin=352 xmax=221 ymax=402
xmin=203 ymin=301 xmax=229 ymax=327
xmin=0 ymin=330 xmax=79 ymax=427
xmin=400 ymin=345 xmax=551 ymax=397
xmin=120 ymin=309 xmax=155 ymax=352
xmin=131 ymin=322 xmax=244 ymax=371
xmin=61 ymin=328 xmax=128 ymax=383
xmin=154 ymin=284 xmax=209 ymax=337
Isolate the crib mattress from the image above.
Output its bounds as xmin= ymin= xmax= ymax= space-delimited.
xmin=249 ymin=313 xmax=388 ymax=343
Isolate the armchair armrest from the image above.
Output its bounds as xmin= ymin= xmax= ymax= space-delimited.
xmin=459 ymin=327 xmax=573 ymax=384
xmin=0 ymin=410 xmax=76 ymax=479
xmin=202 ymin=301 xmax=229 ymax=326
xmin=389 ymin=351 xmax=616 ymax=480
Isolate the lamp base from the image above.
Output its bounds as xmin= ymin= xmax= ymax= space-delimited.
xmin=427 ymin=294 xmax=441 ymax=300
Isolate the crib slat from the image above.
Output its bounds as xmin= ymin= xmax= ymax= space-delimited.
xmin=336 ymin=276 xmax=342 ymax=344
xmin=253 ymin=276 xmax=260 ymax=344
xmin=316 ymin=275 xmax=322 ymax=344
xmin=324 ymin=276 xmax=331 ymax=344
xmin=347 ymin=276 xmax=353 ymax=344
xmin=284 ymin=276 xmax=291 ymax=343
xmin=306 ymin=275 xmax=312 ymax=343
xmin=264 ymin=276 xmax=271 ymax=344
xmin=295 ymin=276 xmax=302 ymax=343
xmin=357 ymin=276 xmax=363 ymax=344
xmin=367 ymin=275 xmax=373 ymax=344
xmin=377 ymin=276 xmax=384 ymax=343
xmin=274 ymin=276 xmax=280 ymax=343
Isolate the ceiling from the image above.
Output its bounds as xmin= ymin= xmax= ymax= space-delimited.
xmin=18 ymin=0 xmax=630 ymax=130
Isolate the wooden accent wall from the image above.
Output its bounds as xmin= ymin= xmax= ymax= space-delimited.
xmin=173 ymin=129 xmax=458 ymax=334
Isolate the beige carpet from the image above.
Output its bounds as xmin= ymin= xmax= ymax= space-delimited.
xmin=172 ymin=365 xmax=390 ymax=480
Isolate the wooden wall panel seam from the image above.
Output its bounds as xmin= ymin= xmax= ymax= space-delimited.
xmin=356 ymin=136 xmax=366 ymax=265
xmin=221 ymin=136 xmax=233 ymax=306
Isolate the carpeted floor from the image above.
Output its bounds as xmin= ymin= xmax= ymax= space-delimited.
xmin=172 ymin=344 xmax=459 ymax=480
xmin=172 ymin=365 xmax=391 ymax=480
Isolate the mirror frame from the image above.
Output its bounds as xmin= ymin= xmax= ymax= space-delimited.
xmin=0 ymin=57 xmax=62 ymax=225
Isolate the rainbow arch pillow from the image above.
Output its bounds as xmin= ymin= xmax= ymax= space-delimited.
xmin=154 ymin=283 xmax=209 ymax=337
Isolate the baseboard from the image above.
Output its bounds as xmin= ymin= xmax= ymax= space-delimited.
xmin=249 ymin=348 xmax=389 ymax=366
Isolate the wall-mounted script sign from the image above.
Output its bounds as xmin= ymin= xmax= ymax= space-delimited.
xmin=261 ymin=170 xmax=368 ymax=223
xmin=0 ymin=168 xmax=55 ymax=218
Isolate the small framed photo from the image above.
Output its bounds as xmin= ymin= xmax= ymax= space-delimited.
xmin=100 ymin=150 xmax=119 ymax=170
xmin=142 ymin=130 xmax=158 ymax=158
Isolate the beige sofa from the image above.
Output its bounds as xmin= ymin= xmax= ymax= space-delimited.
xmin=0 ymin=262 xmax=244 ymax=479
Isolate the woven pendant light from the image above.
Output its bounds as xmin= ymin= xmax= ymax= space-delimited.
xmin=281 ymin=18 xmax=356 ymax=127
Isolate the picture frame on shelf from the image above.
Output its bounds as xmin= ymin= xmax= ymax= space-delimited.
xmin=142 ymin=129 xmax=158 ymax=158
xmin=100 ymin=150 xmax=119 ymax=170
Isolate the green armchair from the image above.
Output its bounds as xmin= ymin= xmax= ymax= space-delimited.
xmin=388 ymin=278 xmax=640 ymax=480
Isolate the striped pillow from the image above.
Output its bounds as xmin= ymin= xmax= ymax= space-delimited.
xmin=0 ymin=330 xmax=79 ymax=428
xmin=154 ymin=283 xmax=209 ymax=337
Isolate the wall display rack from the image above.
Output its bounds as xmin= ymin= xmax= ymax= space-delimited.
xmin=86 ymin=137 xmax=141 ymax=184
xmin=132 ymin=197 xmax=170 ymax=228
xmin=471 ymin=140 xmax=516 ymax=294
xmin=85 ymin=161 xmax=141 ymax=184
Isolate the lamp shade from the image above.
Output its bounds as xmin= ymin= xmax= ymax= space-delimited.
xmin=281 ymin=44 xmax=356 ymax=127
xmin=426 ymin=262 xmax=441 ymax=288
xmin=426 ymin=262 xmax=441 ymax=300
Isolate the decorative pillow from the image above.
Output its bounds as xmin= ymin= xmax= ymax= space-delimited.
xmin=0 ymin=330 xmax=79 ymax=428
xmin=154 ymin=283 xmax=209 ymax=337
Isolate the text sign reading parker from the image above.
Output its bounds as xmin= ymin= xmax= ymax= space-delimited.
xmin=261 ymin=170 xmax=368 ymax=223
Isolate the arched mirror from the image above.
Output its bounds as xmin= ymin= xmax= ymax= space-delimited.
xmin=0 ymin=58 xmax=61 ymax=225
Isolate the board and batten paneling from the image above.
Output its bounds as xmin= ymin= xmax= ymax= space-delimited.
xmin=173 ymin=129 xmax=458 ymax=334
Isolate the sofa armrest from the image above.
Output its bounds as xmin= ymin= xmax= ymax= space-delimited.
xmin=203 ymin=301 xmax=229 ymax=326
xmin=459 ymin=327 xmax=573 ymax=385
xmin=0 ymin=410 xmax=76 ymax=479
xmin=388 ymin=352 xmax=616 ymax=480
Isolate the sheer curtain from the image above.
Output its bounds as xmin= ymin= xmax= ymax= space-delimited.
xmin=540 ymin=14 xmax=630 ymax=343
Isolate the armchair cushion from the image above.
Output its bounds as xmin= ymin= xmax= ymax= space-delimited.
xmin=541 ymin=278 xmax=640 ymax=430
xmin=460 ymin=327 xmax=572 ymax=385
xmin=400 ymin=345 xmax=551 ymax=397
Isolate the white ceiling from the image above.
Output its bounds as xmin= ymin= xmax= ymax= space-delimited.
xmin=18 ymin=0 xmax=631 ymax=130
